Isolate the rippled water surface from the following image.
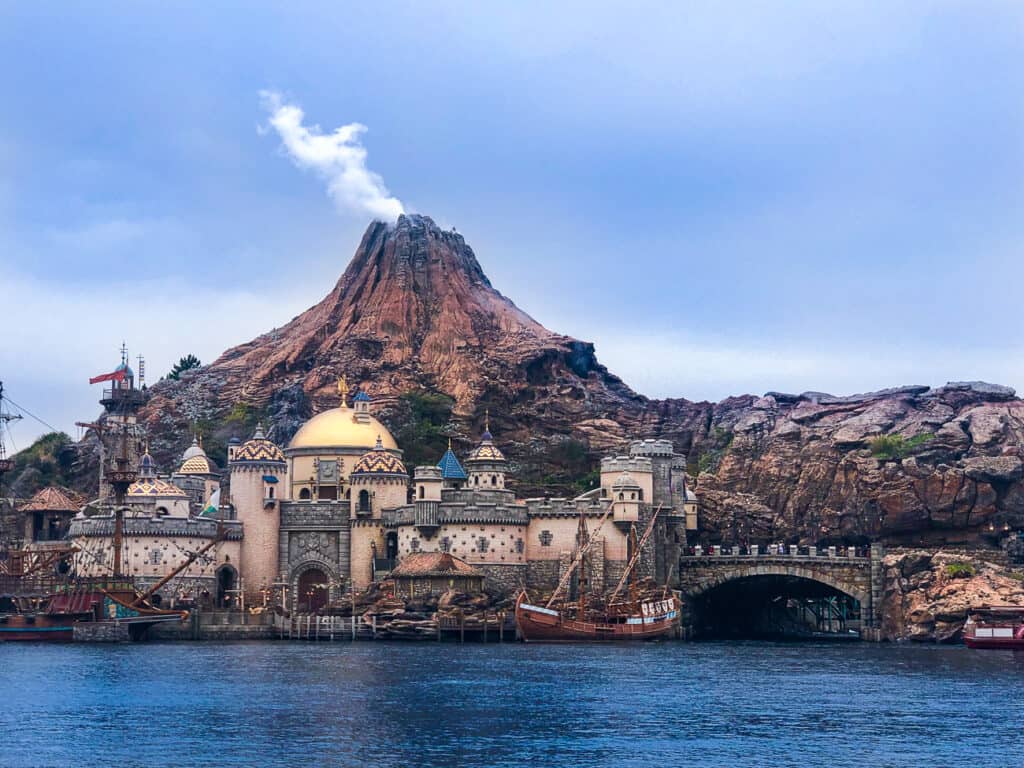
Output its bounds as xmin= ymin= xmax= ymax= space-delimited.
xmin=2 ymin=641 xmax=1022 ymax=767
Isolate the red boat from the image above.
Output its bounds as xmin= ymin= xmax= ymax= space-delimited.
xmin=964 ymin=605 xmax=1024 ymax=650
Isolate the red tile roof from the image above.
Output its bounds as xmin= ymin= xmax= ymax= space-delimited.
xmin=18 ymin=486 xmax=82 ymax=512
xmin=390 ymin=552 xmax=482 ymax=578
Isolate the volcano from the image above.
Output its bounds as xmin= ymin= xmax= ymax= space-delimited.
xmin=129 ymin=214 xmax=1024 ymax=546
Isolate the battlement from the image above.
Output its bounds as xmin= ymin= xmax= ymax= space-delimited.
xmin=414 ymin=465 xmax=443 ymax=481
xmin=600 ymin=456 xmax=653 ymax=475
xmin=629 ymin=439 xmax=675 ymax=458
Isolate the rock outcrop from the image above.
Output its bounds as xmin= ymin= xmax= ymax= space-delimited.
xmin=65 ymin=215 xmax=1024 ymax=546
xmin=881 ymin=549 xmax=1024 ymax=642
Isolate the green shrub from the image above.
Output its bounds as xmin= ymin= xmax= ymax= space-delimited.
xmin=945 ymin=562 xmax=976 ymax=579
xmin=870 ymin=432 xmax=934 ymax=460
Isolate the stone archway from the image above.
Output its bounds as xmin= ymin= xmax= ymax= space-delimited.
xmin=291 ymin=560 xmax=338 ymax=613
xmin=680 ymin=564 xmax=869 ymax=639
xmin=215 ymin=564 xmax=238 ymax=609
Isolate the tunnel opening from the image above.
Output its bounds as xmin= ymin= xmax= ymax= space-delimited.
xmin=690 ymin=575 xmax=862 ymax=641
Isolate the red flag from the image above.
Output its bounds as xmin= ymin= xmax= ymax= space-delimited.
xmin=89 ymin=369 xmax=127 ymax=385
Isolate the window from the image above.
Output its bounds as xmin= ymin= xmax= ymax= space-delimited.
xmin=638 ymin=489 xmax=644 ymax=501
xmin=477 ymin=537 xmax=489 ymax=553
xmin=266 ymin=486 xmax=275 ymax=500
xmin=539 ymin=530 xmax=553 ymax=547
xmin=440 ymin=537 xmax=451 ymax=552
xmin=618 ymin=492 xmax=624 ymax=500
xmin=491 ymin=475 xmax=497 ymax=486
xmin=149 ymin=548 xmax=162 ymax=565
xmin=358 ymin=489 xmax=370 ymax=513
xmin=411 ymin=538 xmax=421 ymax=553
xmin=299 ymin=488 xmax=311 ymax=500
xmin=419 ymin=486 xmax=425 ymax=499
xmin=515 ymin=539 xmax=525 ymax=554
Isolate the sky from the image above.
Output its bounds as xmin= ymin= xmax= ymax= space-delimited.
xmin=1 ymin=1 xmax=1023 ymax=448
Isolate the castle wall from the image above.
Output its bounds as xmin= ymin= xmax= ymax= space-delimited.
xmin=395 ymin=521 xmax=527 ymax=567
xmin=350 ymin=521 xmax=385 ymax=588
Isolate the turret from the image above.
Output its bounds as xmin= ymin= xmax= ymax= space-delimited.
xmin=228 ymin=422 xmax=286 ymax=602
xmin=464 ymin=417 xmax=508 ymax=490
xmin=414 ymin=465 xmax=443 ymax=501
xmin=349 ymin=435 xmax=408 ymax=519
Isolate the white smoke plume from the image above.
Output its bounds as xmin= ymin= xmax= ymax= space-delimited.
xmin=260 ymin=91 xmax=405 ymax=221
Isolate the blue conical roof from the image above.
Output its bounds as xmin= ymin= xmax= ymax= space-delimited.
xmin=437 ymin=447 xmax=467 ymax=480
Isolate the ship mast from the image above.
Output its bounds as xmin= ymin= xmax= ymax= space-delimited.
xmin=576 ymin=505 xmax=589 ymax=617
xmin=0 ymin=381 xmax=24 ymax=491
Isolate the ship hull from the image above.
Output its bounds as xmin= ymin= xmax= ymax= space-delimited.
xmin=515 ymin=592 xmax=679 ymax=643
xmin=964 ymin=636 xmax=1024 ymax=650
xmin=0 ymin=614 xmax=79 ymax=642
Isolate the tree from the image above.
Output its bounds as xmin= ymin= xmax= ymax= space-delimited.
xmin=167 ymin=354 xmax=201 ymax=380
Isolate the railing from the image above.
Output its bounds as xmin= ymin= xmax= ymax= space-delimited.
xmin=415 ymin=501 xmax=439 ymax=528
xmin=681 ymin=544 xmax=870 ymax=560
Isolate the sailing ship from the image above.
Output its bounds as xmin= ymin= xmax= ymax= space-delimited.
xmin=0 ymin=375 xmax=220 ymax=642
xmin=515 ymin=500 xmax=680 ymax=642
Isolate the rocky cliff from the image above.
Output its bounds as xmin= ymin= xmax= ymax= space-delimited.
xmin=71 ymin=215 xmax=1024 ymax=547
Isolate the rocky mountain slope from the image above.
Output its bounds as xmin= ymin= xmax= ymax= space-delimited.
xmin=68 ymin=215 xmax=1024 ymax=546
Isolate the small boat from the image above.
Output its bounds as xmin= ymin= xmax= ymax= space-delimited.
xmin=515 ymin=500 xmax=680 ymax=643
xmin=964 ymin=605 xmax=1024 ymax=650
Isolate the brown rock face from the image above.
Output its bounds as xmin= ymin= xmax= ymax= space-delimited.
xmin=133 ymin=215 xmax=1024 ymax=546
xmin=880 ymin=549 xmax=1024 ymax=642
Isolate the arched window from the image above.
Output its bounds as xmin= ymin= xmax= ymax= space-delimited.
xmin=358 ymin=489 xmax=370 ymax=513
xmin=155 ymin=506 xmax=169 ymax=516
xmin=618 ymin=492 xmax=624 ymax=500
xmin=474 ymin=476 xmax=479 ymax=486
xmin=418 ymin=485 xmax=425 ymax=499
xmin=299 ymin=488 xmax=311 ymax=500
xmin=267 ymin=486 xmax=275 ymax=500
xmin=491 ymin=475 xmax=497 ymax=486
xmin=630 ymin=492 xmax=635 ymax=500
xmin=638 ymin=488 xmax=644 ymax=501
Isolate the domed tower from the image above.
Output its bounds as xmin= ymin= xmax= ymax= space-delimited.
xmin=172 ymin=435 xmax=221 ymax=515
xmin=126 ymin=451 xmax=190 ymax=517
xmin=349 ymin=436 xmax=408 ymax=519
xmin=229 ymin=422 xmax=286 ymax=601
xmin=464 ymin=415 xmax=508 ymax=490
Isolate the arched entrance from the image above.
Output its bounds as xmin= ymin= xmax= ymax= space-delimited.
xmin=216 ymin=565 xmax=238 ymax=609
xmin=297 ymin=568 xmax=329 ymax=613
xmin=689 ymin=575 xmax=863 ymax=640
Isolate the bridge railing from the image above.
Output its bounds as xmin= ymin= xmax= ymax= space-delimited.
xmin=680 ymin=544 xmax=870 ymax=560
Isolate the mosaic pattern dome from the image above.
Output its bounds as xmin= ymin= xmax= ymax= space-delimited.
xmin=179 ymin=454 xmax=219 ymax=474
xmin=352 ymin=437 xmax=407 ymax=476
xmin=128 ymin=478 xmax=188 ymax=498
xmin=466 ymin=428 xmax=506 ymax=462
xmin=233 ymin=424 xmax=286 ymax=464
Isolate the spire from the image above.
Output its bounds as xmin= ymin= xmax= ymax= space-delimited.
xmin=375 ymin=434 xmax=384 ymax=450
xmin=253 ymin=421 xmax=266 ymax=441
xmin=337 ymin=377 xmax=348 ymax=409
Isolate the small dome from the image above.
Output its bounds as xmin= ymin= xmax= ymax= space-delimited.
xmin=612 ymin=472 xmax=640 ymax=489
xmin=181 ymin=436 xmax=205 ymax=461
xmin=232 ymin=423 xmax=286 ymax=464
xmin=466 ymin=417 xmax=506 ymax=462
xmin=180 ymin=454 xmax=219 ymax=475
xmin=352 ymin=436 xmax=407 ymax=476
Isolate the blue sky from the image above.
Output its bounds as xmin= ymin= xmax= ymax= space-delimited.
xmin=1 ymin=2 xmax=1023 ymax=447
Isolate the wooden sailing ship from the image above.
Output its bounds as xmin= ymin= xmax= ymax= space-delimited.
xmin=515 ymin=501 xmax=680 ymax=642
xmin=0 ymin=376 xmax=220 ymax=642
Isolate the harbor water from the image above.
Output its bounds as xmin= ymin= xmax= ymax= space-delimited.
xmin=2 ymin=641 xmax=1022 ymax=767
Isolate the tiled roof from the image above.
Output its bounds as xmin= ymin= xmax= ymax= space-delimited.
xmin=352 ymin=438 xmax=407 ymax=476
xmin=390 ymin=552 xmax=481 ymax=578
xmin=179 ymin=454 xmax=219 ymax=475
xmin=127 ymin=478 xmax=188 ymax=498
xmin=437 ymin=448 xmax=467 ymax=480
xmin=232 ymin=424 xmax=286 ymax=464
xmin=353 ymin=391 xmax=372 ymax=402
xmin=19 ymin=486 xmax=81 ymax=512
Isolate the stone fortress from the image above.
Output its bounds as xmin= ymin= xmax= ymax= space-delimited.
xmin=68 ymin=369 xmax=698 ymax=612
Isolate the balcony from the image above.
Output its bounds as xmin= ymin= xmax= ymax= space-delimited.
xmin=414 ymin=501 xmax=440 ymax=538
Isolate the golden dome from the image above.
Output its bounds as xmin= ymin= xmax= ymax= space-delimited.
xmin=288 ymin=407 xmax=398 ymax=451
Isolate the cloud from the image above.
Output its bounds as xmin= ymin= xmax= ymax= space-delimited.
xmin=259 ymin=90 xmax=404 ymax=221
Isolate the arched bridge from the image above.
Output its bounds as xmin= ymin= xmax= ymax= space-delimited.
xmin=676 ymin=543 xmax=884 ymax=639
